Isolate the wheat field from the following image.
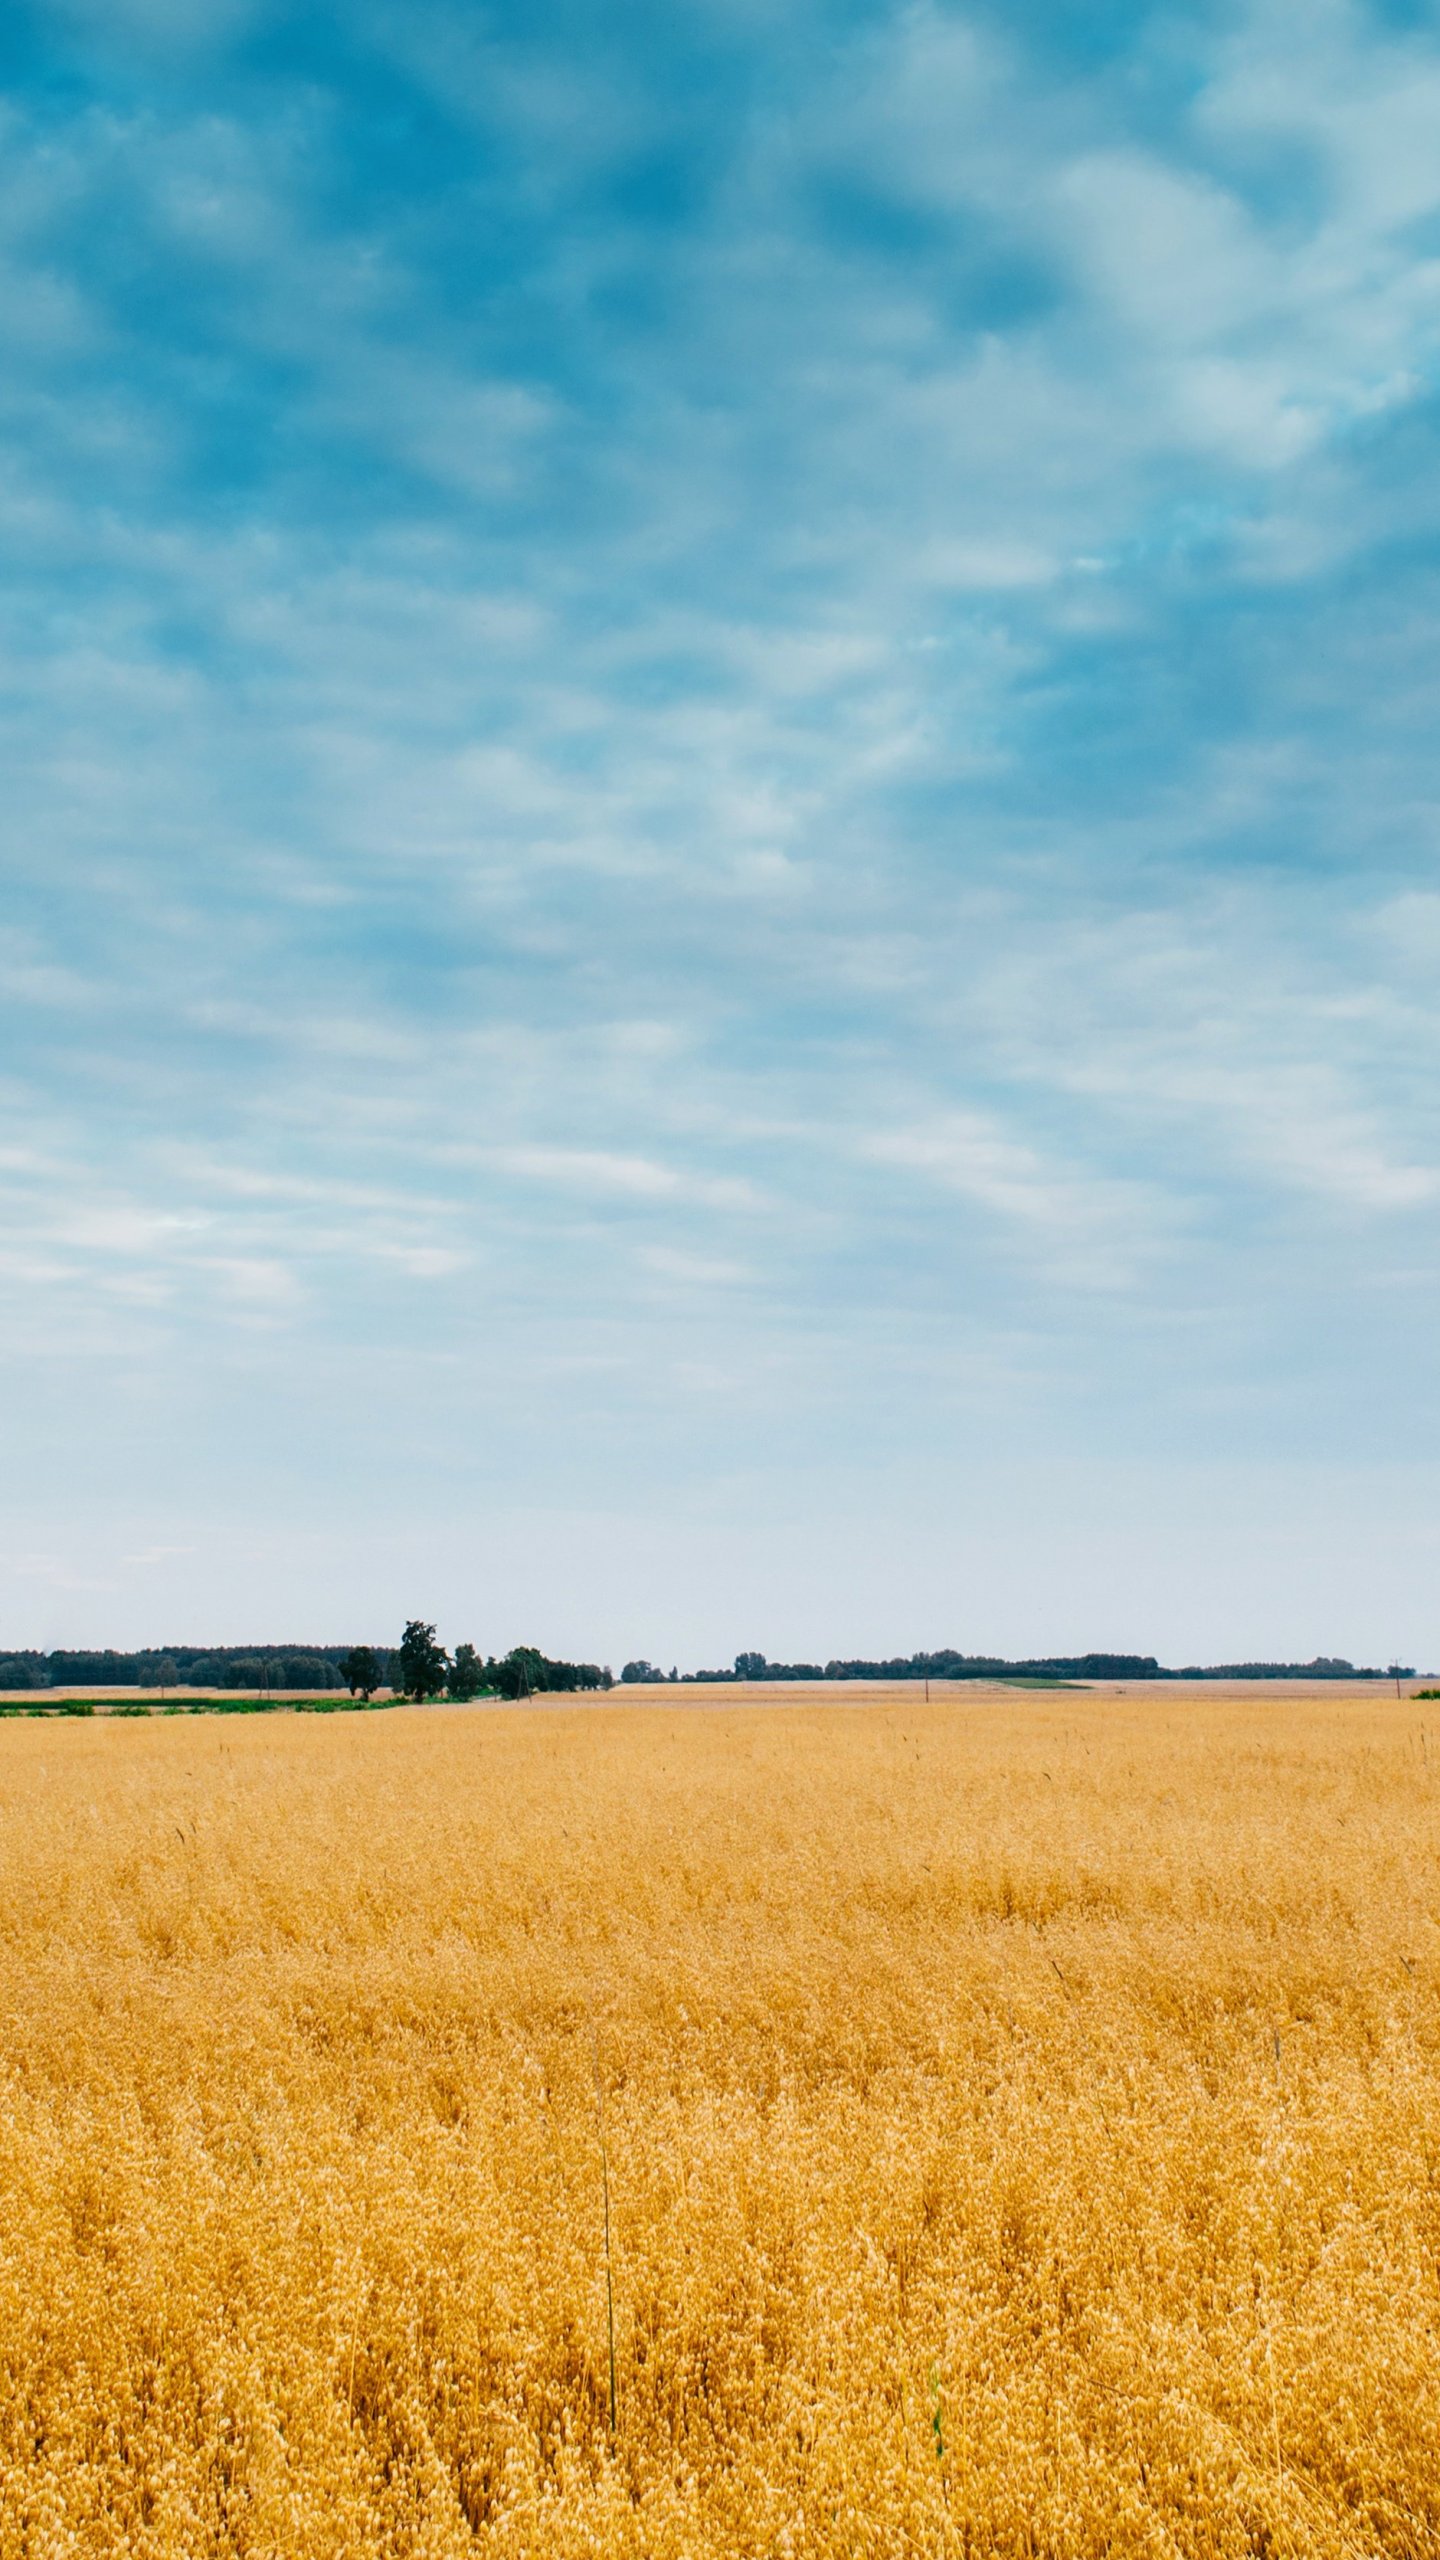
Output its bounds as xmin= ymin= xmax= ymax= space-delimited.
xmin=0 ymin=1686 xmax=1436 ymax=2558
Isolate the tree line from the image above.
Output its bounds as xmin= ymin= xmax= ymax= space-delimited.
xmin=0 ymin=1637 xmax=614 ymax=1698
xmin=0 ymin=1640 xmax=1412 ymax=1697
xmin=0 ymin=1647 xmax=354 ymax=1691
xmin=643 ymin=1649 xmax=1409 ymax=1683
xmin=350 ymin=1626 xmax=611 ymax=1702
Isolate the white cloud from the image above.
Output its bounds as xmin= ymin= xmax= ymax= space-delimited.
xmin=1115 ymin=1058 xmax=1437 ymax=1213
xmin=1056 ymin=151 xmax=1276 ymax=351
xmin=203 ymin=1256 xmax=302 ymax=1307
xmin=637 ymin=1245 xmax=755 ymax=1288
xmin=485 ymin=1147 xmax=765 ymax=1213
xmin=0 ymin=931 xmax=93 ymax=1009
xmin=861 ymin=1110 xmax=1165 ymax=1289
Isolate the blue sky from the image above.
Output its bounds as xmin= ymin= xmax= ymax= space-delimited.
xmin=4 ymin=0 xmax=1440 ymax=1664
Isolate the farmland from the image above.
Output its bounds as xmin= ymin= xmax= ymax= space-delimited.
xmin=0 ymin=1686 xmax=1436 ymax=2557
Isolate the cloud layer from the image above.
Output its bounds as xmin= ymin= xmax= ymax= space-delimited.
xmin=3 ymin=0 xmax=1440 ymax=1659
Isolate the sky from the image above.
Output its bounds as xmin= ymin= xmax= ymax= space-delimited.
xmin=3 ymin=0 xmax=1440 ymax=1669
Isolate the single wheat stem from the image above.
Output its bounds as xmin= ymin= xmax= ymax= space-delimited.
xmin=1259 ymin=2275 xmax=1282 ymax=2511
xmin=592 ymin=2023 xmax=618 ymax=2441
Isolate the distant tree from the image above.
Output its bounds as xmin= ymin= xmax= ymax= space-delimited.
xmin=398 ymin=1620 xmax=449 ymax=1701
xmin=734 ymin=1652 xmax=767 ymax=1679
xmin=341 ymin=1645 xmax=381 ymax=1700
xmin=283 ymin=1653 xmax=336 ymax=1690
xmin=49 ymin=1651 xmax=134 ymax=1685
xmin=448 ymin=1642 xmax=486 ymax=1700
xmin=503 ymin=1645 xmax=545 ymax=1698
xmin=621 ymin=1659 xmax=662 ymax=1684
xmin=140 ymin=1656 xmax=179 ymax=1692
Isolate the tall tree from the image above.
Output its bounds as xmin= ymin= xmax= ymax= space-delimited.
xmin=397 ymin=1620 xmax=449 ymax=1701
xmin=340 ymin=1645 xmax=380 ymax=1700
xmin=447 ymin=1643 xmax=485 ymax=1700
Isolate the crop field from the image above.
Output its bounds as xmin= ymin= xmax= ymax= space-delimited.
xmin=0 ymin=1687 xmax=1436 ymax=2558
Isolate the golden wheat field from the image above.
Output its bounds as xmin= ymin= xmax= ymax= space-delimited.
xmin=1 ymin=1686 xmax=1437 ymax=2559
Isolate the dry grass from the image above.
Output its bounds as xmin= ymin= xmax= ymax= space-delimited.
xmin=0 ymin=1685 xmax=1436 ymax=2557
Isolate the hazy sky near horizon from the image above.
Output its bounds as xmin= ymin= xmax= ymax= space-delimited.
xmin=4 ymin=0 xmax=1440 ymax=1666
